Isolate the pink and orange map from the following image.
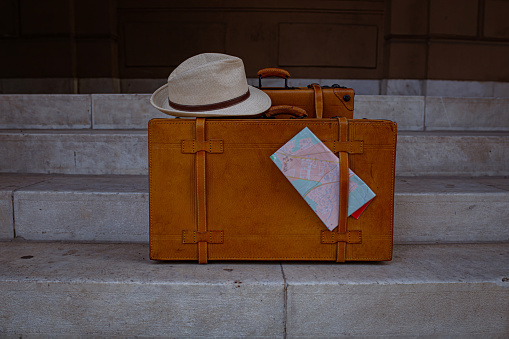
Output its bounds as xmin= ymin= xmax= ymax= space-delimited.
xmin=270 ymin=127 xmax=375 ymax=231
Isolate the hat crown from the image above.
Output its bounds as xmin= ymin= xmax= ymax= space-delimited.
xmin=167 ymin=53 xmax=248 ymax=106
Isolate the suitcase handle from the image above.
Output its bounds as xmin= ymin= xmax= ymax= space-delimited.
xmin=257 ymin=68 xmax=291 ymax=88
xmin=257 ymin=68 xmax=291 ymax=79
xmin=264 ymin=105 xmax=308 ymax=119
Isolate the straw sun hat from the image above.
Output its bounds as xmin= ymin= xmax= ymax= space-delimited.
xmin=150 ymin=53 xmax=271 ymax=117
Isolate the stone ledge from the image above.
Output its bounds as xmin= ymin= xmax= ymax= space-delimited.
xmin=396 ymin=131 xmax=509 ymax=176
xmin=0 ymin=241 xmax=507 ymax=337
xmin=0 ymin=130 xmax=508 ymax=176
xmin=0 ymin=94 xmax=91 ymax=129
xmin=1 ymin=174 xmax=508 ymax=244
xmin=284 ymin=243 xmax=509 ymax=338
xmin=1 ymin=94 xmax=509 ymax=131
xmin=0 ymin=174 xmax=51 ymax=239
xmin=3 ymin=78 xmax=508 ymax=98
xmin=425 ymin=97 xmax=509 ymax=131
xmin=355 ymin=95 xmax=424 ymax=131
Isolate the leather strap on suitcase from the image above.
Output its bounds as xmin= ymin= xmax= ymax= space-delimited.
xmin=337 ymin=117 xmax=349 ymax=262
xmin=309 ymin=83 xmax=324 ymax=118
xmin=195 ymin=118 xmax=208 ymax=264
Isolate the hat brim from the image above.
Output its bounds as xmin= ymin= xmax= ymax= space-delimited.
xmin=150 ymin=84 xmax=271 ymax=117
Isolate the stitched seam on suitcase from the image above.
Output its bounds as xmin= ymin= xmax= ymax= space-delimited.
xmin=148 ymin=125 xmax=155 ymax=257
xmin=153 ymin=257 xmax=391 ymax=260
xmin=150 ymin=121 xmax=390 ymax=126
xmin=153 ymin=144 xmax=392 ymax=149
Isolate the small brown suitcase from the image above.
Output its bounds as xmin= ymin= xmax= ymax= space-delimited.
xmin=149 ymin=116 xmax=397 ymax=263
xmin=258 ymin=68 xmax=354 ymax=119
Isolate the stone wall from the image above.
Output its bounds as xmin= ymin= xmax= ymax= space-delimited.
xmin=1 ymin=0 xmax=508 ymax=93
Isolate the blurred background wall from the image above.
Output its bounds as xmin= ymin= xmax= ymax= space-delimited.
xmin=1 ymin=0 xmax=508 ymax=94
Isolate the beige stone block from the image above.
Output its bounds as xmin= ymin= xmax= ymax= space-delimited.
xmin=7 ymin=174 xmax=508 ymax=244
xmin=394 ymin=176 xmax=509 ymax=243
xmin=0 ymin=242 xmax=285 ymax=337
xmin=426 ymin=97 xmax=509 ymax=131
xmin=355 ymin=95 xmax=424 ymax=131
xmin=396 ymin=132 xmax=509 ymax=176
xmin=14 ymin=175 xmax=149 ymax=242
xmin=0 ymin=174 xmax=49 ymax=239
xmin=92 ymin=94 xmax=169 ymax=129
xmin=494 ymin=82 xmax=509 ymax=97
xmin=1 ymin=128 xmax=507 ymax=177
xmin=0 ymin=130 xmax=148 ymax=175
xmin=426 ymin=80 xmax=495 ymax=97
xmin=284 ymin=243 xmax=509 ymax=337
xmin=0 ymin=94 xmax=91 ymax=129
xmin=382 ymin=79 xmax=425 ymax=96
xmin=0 ymin=191 xmax=13 ymax=239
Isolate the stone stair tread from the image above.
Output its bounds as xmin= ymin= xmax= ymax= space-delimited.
xmin=2 ymin=172 xmax=508 ymax=193
xmin=0 ymin=241 xmax=505 ymax=292
xmin=1 ymin=173 xmax=508 ymax=243
xmin=283 ymin=242 xmax=509 ymax=337
xmin=2 ymin=94 xmax=509 ymax=132
xmin=0 ymin=128 xmax=148 ymax=134
xmin=399 ymin=130 xmax=509 ymax=136
xmin=0 ymin=241 xmax=507 ymax=337
xmin=395 ymin=175 xmax=509 ymax=193
xmin=1 ymin=129 xmax=508 ymax=176
xmin=0 ymin=173 xmax=147 ymax=193
xmin=2 ymin=129 xmax=509 ymax=135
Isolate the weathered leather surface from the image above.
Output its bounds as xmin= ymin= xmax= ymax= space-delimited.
xmin=262 ymin=87 xmax=354 ymax=119
xmin=149 ymin=118 xmax=396 ymax=262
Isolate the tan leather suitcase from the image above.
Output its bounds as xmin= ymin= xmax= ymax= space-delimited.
xmin=149 ymin=117 xmax=396 ymax=263
xmin=258 ymin=68 xmax=354 ymax=119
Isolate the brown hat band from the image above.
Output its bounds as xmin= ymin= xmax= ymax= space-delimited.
xmin=168 ymin=90 xmax=250 ymax=112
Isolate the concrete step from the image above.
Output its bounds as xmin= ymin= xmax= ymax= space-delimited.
xmin=0 ymin=241 xmax=507 ymax=337
xmin=396 ymin=131 xmax=509 ymax=176
xmin=1 ymin=94 xmax=509 ymax=131
xmin=0 ymin=129 xmax=148 ymax=175
xmin=0 ymin=129 xmax=508 ymax=176
xmin=4 ymin=77 xmax=509 ymax=97
xmin=1 ymin=174 xmax=508 ymax=244
xmin=0 ymin=94 xmax=166 ymax=130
